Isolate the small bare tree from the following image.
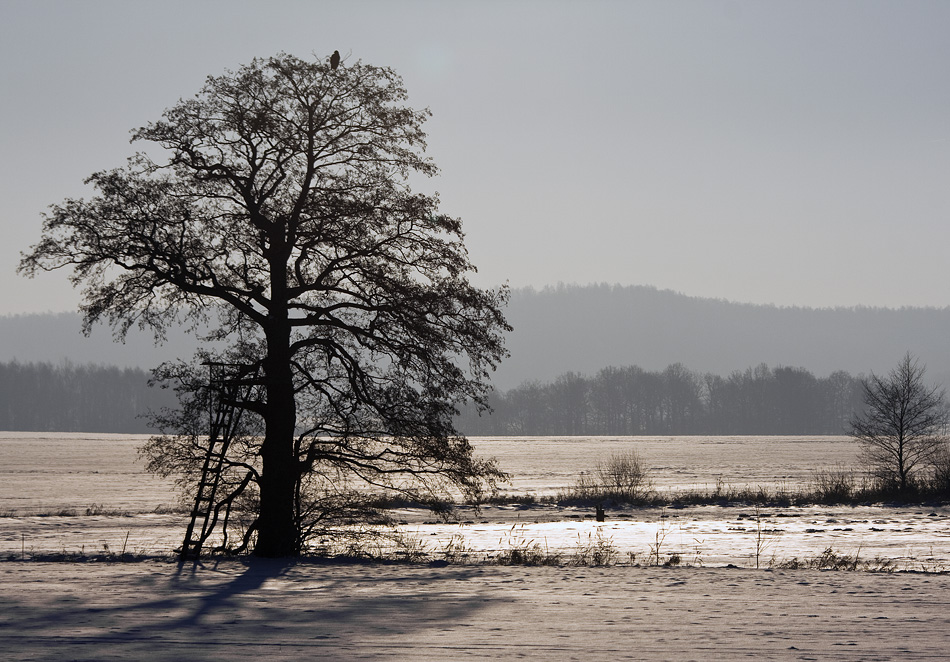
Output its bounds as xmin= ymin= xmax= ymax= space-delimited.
xmin=596 ymin=450 xmax=653 ymax=502
xmin=849 ymin=353 xmax=949 ymax=492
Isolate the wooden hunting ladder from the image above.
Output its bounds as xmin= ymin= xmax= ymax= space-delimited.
xmin=179 ymin=362 xmax=260 ymax=561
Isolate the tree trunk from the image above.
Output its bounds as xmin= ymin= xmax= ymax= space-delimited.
xmin=898 ymin=438 xmax=908 ymax=492
xmin=254 ymin=256 xmax=299 ymax=557
xmin=254 ymin=330 xmax=299 ymax=556
xmin=255 ymin=359 xmax=298 ymax=556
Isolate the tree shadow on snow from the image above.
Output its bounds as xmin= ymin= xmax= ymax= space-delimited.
xmin=0 ymin=558 xmax=500 ymax=659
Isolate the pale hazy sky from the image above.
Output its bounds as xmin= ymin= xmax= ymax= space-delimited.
xmin=2 ymin=0 xmax=949 ymax=313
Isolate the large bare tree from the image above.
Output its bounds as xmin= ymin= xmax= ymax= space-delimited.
xmin=849 ymin=353 xmax=948 ymax=492
xmin=19 ymin=53 xmax=510 ymax=556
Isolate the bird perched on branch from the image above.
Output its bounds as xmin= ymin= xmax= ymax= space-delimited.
xmin=330 ymin=50 xmax=340 ymax=70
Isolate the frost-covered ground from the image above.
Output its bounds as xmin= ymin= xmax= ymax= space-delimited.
xmin=399 ymin=503 xmax=950 ymax=570
xmin=4 ymin=433 xmax=950 ymax=660
xmin=0 ymin=433 xmax=859 ymax=514
xmin=5 ymin=504 xmax=950 ymax=570
xmin=3 ymin=433 xmax=949 ymax=568
xmin=3 ymin=559 xmax=950 ymax=661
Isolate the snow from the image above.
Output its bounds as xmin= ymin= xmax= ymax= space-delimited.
xmin=3 ymin=433 xmax=950 ymax=658
xmin=2 ymin=560 xmax=950 ymax=660
xmin=3 ymin=433 xmax=950 ymax=567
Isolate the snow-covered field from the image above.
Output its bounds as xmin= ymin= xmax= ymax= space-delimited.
xmin=0 ymin=433 xmax=860 ymax=515
xmin=3 ymin=433 xmax=950 ymax=660
xmin=3 ymin=433 xmax=949 ymax=569
xmin=473 ymin=435 xmax=861 ymax=496
xmin=3 ymin=559 xmax=950 ymax=660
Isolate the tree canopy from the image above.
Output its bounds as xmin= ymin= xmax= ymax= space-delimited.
xmin=20 ymin=52 xmax=510 ymax=556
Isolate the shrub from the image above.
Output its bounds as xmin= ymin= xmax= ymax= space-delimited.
xmin=495 ymin=540 xmax=560 ymax=566
xmin=561 ymin=450 xmax=655 ymax=505
xmin=597 ymin=450 xmax=653 ymax=502
xmin=928 ymin=443 xmax=950 ymax=495
xmin=568 ymin=530 xmax=617 ymax=566
xmin=811 ymin=465 xmax=857 ymax=503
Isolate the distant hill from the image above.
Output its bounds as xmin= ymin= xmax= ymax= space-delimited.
xmin=0 ymin=312 xmax=203 ymax=370
xmin=494 ymin=284 xmax=950 ymax=390
xmin=3 ymin=284 xmax=950 ymax=390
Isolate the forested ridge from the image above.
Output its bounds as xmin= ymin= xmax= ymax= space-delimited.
xmin=6 ymin=288 xmax=950 ymax=392
xmin=457 ymin=363 xmax=867 ymax=436
xmin=496 ymin=285 xmax=950 ymax=391
xmin=0 ymin=361 xmax=174 ymax=433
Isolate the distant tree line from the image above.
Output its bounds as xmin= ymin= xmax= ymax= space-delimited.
xmin=457 ymin=363 xmax=867 ymax=436
xmin=0 ymin=361 xmax=174 ymax=433
xmin=1 ymin=359 xmax=867 ymax=436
